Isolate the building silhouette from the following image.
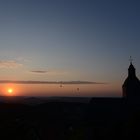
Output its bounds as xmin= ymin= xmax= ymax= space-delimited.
xmin=122 ymin=61 xmax=140 ymax=98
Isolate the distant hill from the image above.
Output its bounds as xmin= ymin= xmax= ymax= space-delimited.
xmin=0 ymin=96 xmax=91 ymax=105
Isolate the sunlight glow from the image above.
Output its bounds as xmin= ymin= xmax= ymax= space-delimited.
xmin=7 ymin=88 xmax=14 ymax=95
xmin=8 ymin=89 xmax=13 ymax=93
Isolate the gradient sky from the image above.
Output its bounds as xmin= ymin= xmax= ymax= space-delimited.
xmin=0 ymin=0 xmax=140 ymax=97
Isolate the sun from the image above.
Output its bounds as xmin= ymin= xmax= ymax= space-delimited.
xmin=7 ymin=88 xmax=14 ymax=95
xmin=8 ymin=89 xmax=13 ymax=93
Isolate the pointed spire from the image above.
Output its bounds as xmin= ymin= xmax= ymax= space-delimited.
xmin=128 ymin=56 xmax=136 ymax=77
xmin=129 ymin=56 xmax=133 ymax=64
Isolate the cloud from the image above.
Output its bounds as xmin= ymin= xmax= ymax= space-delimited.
xmin=29 ymin=69 xmax=68 ymax=75
xmin=0 ymin=80 xmax=106 ymax=85
xmin=30 ymin=70 xmax=48 ymax=74
xmin=59 ymin=81 xmax=107 ymax=85
xmin=0 ymin=60 xmax=22 ymax=68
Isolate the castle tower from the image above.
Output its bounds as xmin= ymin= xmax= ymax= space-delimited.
xmin=122 ymin=59 xmax=140 ymax=98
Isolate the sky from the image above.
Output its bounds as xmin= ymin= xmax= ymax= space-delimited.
xmin=0 ymin=0 xmax=139 ymax=97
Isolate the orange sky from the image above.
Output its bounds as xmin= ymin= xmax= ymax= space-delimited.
xmin=0 ymin=83 xmax=122 ymax=97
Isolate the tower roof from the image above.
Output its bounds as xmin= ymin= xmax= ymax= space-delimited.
xmin=123 ymin=62 xmax=140 ymax=89
xmin=123 ymin=76 xmax=140 ymax=87
xmin=128 ymin=62 xmax=135 ymax=70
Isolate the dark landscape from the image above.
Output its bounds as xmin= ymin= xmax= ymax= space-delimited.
xmin=0 ymin=96 xmax=140 ymax=140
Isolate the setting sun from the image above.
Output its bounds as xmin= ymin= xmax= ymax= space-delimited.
xmin=7 ymin=88 xmax=14 ymax=95
xmin=1 ymin=84 xmax=19 ymax=96
xmin=8 ymin=89 xmax=13 ymax=93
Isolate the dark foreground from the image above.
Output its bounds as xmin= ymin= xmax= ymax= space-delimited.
xmin=0 ymin=97 xmax=140 ymax=140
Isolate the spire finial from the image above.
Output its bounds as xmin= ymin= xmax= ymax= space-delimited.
xmin=129 ymin=56 xmax=133 ymax=64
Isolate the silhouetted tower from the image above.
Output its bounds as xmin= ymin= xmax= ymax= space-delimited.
xmin=122 ymin=59 xmax=140 ymax=98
